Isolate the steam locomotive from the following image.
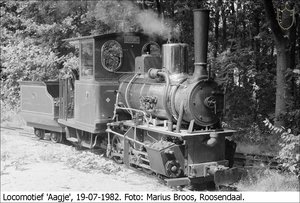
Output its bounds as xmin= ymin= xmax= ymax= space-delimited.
xmin=20 ymin=9 xmax=239 ymax=188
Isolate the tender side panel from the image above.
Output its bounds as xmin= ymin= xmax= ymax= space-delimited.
xmin=20 ymin=82 xmax=54 ymax=115
xmin=19 ymin=81 xmax=63 ymax=132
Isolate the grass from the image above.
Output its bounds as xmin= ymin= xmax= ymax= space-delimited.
xmin=37 ymin=145 xmax=123 ymax=174
xmin=0 ymin=151 xmax=10 ymax=175
xmin=0 ymin=106 xmax=123 ymax=176
xmin=236 ymin=167 xmax=299 ymax=191
xmin=65 ymin=150 xmax=122 ymax=174
xmin=0 ymin=102 xmax=25 ymax=128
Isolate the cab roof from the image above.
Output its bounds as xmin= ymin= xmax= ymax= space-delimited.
xmin=63 ymin=32 xmax=158 ymax=42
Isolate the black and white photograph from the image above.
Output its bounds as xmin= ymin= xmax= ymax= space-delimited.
xmin=0 ymin=0 xmax=299 ymax=202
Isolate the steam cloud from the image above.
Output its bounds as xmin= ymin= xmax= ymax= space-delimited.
xmin=135 ymin=10 xmax=171 ymax=38
xmin=90 ymin=0 xmax=179 ymax=40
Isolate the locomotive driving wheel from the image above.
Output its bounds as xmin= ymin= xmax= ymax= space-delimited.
xmin=165 ymin=160 xmax=182 ymax=178
xmin=111 ymin=135 xmax=124 ymax=164
xmin=34 ymin=128 xmax=45 ymax=140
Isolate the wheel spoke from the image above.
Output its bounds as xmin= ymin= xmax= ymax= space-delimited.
xmin=50 ymin=132 xmax=62 ymax=143
xmin=34 ymin=128 xmax=45 ymax=139
xmin=111 ymin=135 xmax=124 ymax=164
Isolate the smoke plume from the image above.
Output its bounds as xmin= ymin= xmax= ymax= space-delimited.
xmin=135 ymin=10 xmax=171 ymax=38
xmin=90 ymin=0 xmax=179 ymax=40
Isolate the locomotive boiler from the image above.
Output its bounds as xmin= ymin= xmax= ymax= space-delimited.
xmin=19 ymin=9 xmax=240 ymax=188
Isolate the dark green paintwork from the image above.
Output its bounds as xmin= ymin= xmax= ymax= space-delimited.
xmin=19 ymin=81 xmax=63 ymax=132
xmin=74 ymin=80 xmax=118 ymax=132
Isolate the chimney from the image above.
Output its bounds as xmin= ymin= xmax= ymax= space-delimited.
xmin=192 ymin=9 xmax=210 ymax=81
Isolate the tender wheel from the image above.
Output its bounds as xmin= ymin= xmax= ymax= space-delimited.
xmin=50 ymin=132 xmax=63 ymax=143
xmin=111 ymin=135 xmax=124 ymax=164
xmin=34 ymin=128 xmax=45 ymax=139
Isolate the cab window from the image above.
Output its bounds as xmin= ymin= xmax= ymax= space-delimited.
xmin=81 ymin=40 xmax=94 ymax=78
xmin=101 ymin=40 xmax=123 ymax=72
xmin=142 ymin=41 xmax=161 ymax=56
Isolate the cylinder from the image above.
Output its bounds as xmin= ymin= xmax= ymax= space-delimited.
xmin=193 ymin=9 xmax=210 ymax=81
xmin=162 ymin=43 xmax=188 ymax=74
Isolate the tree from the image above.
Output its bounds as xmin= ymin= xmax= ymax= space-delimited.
xmin=0 ymin=1 xmax=83 ymax=108
xmin=262 ymin=0 xmax=298 ymax=127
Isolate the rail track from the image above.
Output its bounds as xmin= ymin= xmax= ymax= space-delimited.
xmin=234 ymin=153 xmax=278 ymax=169
xmin=1 ymin=125 xmax=279 ymax=169
xmin=0 ymin=125 xmax=67 ymax=145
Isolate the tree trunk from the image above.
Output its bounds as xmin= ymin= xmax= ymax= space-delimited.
xmin=229 ymin=0 xmax=236 ymax=51
xmin=214 ymin=2 xmax=220 ymax=58
xmin=254 ymin=15 xmax=260 ymax=70
xmin=298 ymin=15 xmax=300 ymax=61
xmin=263 ymin=0 xmax=291 ymax=126
xmin=171 ymin=0 xmax=175 ymax=18
xmin=196 ymin=0 xmax=205 ymax=9
xmin=289 ymin=19 xmax=296 ymax=70
xmin=275 ymin=41 xmax=290 ymax=124
xmin=221 ymin=4 xmax=227 ymax=50
xmin=155 ymin=0 xmax=162 ymax=18
xmin=141 ymin=0 xmax=148 ymax=10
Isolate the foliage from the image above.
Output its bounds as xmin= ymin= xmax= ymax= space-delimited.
xmin=264 ymin=119 xmax=300 ymax=175
xmin=66 ymin=151 xmax=122 ymax=174
xmin=212 ymin=46 xmax=275 ymax=143
xmin=280 ymin=109 xmax=300 ymax=136
xmin=206 ymin=0 xmax=300 ymax=146
xmin=60 ymin=53 xmax=80 ymax=79
xmin=1 ymin=36 xmax=61 ymax=106
xmin=0 ymin=1 xmax=80 ymax=108
xmin=236 ymin=168 xmax=299 ymax=191
xmin=0 ymin=100 xmax=25 ymax=126
xmin=281 ymin=69 xmax=300 ymax=134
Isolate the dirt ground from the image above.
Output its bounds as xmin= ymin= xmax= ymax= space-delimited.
xmin=0 ymin=127 xmax=172 ymax=191
xmin=1 ymin=125 xmax=299 ymax=192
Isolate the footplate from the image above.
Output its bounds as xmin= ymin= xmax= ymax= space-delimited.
xmin=214 ymin=167 xmax=240 ymax=186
